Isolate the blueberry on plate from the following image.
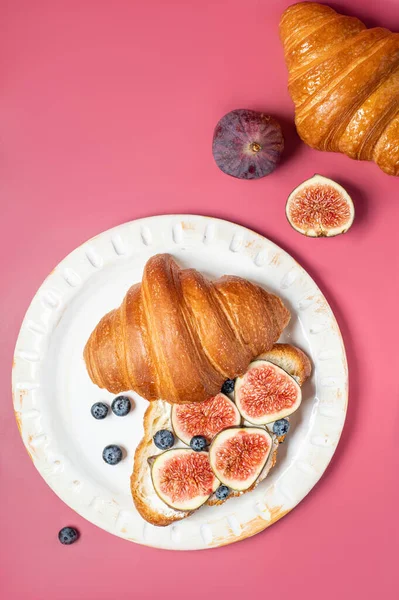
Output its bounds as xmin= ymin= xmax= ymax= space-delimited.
xmin=153 ymin=430 xmax=175 ymax=450
xmin=111 ymin=395 xmax=131 ymax=416
xmin=58 ymin=526 xmax=79 ymax=545
xmin=190 ymin=435 xmax=208 ymax=452
xmin=221 ymin=379 xmax=235 ymax=395
xmin=273 ymin=418 xmax=290 ymax=436
xmin=90 ymin=402 xmax=109 ymax=420
xmin=102 ymin=444 xmax=123 ymax=465
xmin=215 ymin=485 xmax=230 ymax=501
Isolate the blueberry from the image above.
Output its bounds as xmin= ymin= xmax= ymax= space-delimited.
xmin=58 ymin=526 xmax=79 ymax=545
xmin=153 ymin=430 xmax=175 ymax=450
xmin=215 ymin=485 xmax=230 ymax=501
xmin=221 ymin=379 xmax=235 ymax=395
xmin=190 ymin=435 xmax=208 ymax=452
xmin=273 ymin=419 xmax=290 ymax=436
xmin=91 ymin=402 xmax=109 ymax=419
xmin=111 ymin=395 xmax=131 ymax=416
xmin=102 ymin=444 xmax=123 ymax=465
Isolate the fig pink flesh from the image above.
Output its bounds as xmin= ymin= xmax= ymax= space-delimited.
xmin=288 ymin=184 xmax=352 ymax=230
xmin=158 ymin=452 xmax=216 ymax=503
xmin=214 ymin=430 xmax=270 ymax=482
xmin=239 ymin=364 xmax=299 ymax=419
xmin=172 ymin=393 xmax=240 ymax=444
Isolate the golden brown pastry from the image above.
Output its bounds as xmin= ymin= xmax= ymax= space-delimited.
xmin=280 ymin=2 xmax=399 ymax=176
xmin=84 ymin=254 xmax=290 ymax=404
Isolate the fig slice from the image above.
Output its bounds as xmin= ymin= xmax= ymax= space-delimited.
xmin=235 ymin=360 xmax=301 ymax=424
xmin=151 ymin=448 xmax=219 ymax=511
xmin=286 ymin=174 xmax=354 ymax=237
xmin=171 ymin=393 xmax=241 ymax=446
xmin=209 ymin=427 xmax=272 ymax=491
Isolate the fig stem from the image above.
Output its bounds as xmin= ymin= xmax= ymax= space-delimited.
xmin=250 ymin=142 xmax=262 ymax=153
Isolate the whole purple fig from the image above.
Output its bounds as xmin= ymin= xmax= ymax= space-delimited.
xmin=212 ymin=109 xmax=284 ymax=179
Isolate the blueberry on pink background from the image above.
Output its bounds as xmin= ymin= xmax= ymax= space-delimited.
xmin=58 ymin=527 xmax=79 ymax=545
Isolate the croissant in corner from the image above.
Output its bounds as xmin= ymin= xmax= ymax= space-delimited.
xmin=280 ymin=2 xmax=399 ymax=176
xmin=84 ymin=254 xmax=290 ymax=404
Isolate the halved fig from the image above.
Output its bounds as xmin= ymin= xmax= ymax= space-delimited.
xmin=151 ymin=449 xmax=219 ymax=511
xmin=209 ymin=427 xmax=272 ymax=491
xmin=286 ymin=174 xmax=354 ymax=237
xmin=235 ymin=360 xmax=301 ymax=424
xmin=171 ymin=393 xmax=241 ymax=445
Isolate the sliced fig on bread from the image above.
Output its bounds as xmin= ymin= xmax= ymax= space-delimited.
xmin=235 ymin=360 xmax=301 ymax=424
xmin=209 ymin=427 xmax=272 ymax=491
xmin=151 ymin=448 xmax=219 ymax=511
xmin=171 ymin=393 xmax=241 ymax=445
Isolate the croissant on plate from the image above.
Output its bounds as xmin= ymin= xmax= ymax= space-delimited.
xmin=84 ymin=254 xmax=290 ymax=404
xmin=280 ymin=2 xmax=399 ymax=176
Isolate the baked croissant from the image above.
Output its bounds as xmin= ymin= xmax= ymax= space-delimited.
xmin=280 ymin=2 xmax=399 ymax=176
xmin=84 ymin=254 xmax=290 ymax=404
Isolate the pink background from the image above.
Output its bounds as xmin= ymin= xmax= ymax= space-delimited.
xmin=1 ymin=0 xmax=398 ymax=598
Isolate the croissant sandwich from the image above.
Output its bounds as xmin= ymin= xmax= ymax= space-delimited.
xmin=280 ymin=2 xmax=399 ymax=176
xmin=131 ymin=343 xmax=311 ymax=526
xmin=84 ymin=254 xmax=290 ymax=404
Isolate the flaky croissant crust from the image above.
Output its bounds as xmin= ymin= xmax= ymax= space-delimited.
xmin=280 ymin=2 xmax=399 ymax=176
xmin=84 ymin=254 xmax=290 ymax=404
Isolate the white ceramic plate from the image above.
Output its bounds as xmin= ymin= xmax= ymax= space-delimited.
xmin=12 ymin=215 xmax=348 ymax=550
